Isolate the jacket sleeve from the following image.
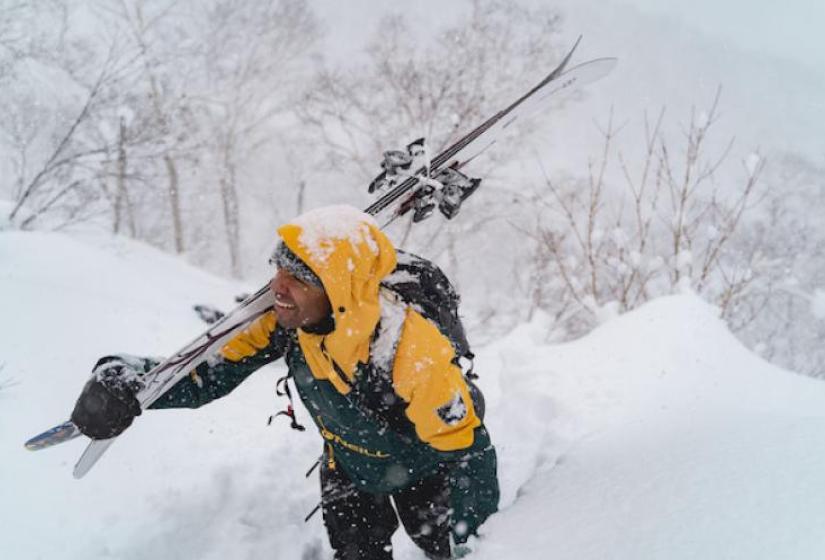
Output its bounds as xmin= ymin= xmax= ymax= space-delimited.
xmin=391 ymin=309 xmax=481 ymax=451
xmin=150 ymin=311 xmax=286 ymax=410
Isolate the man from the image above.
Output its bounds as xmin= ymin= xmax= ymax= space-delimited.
xmin=71 ymin=205 xmax=499 ymax=559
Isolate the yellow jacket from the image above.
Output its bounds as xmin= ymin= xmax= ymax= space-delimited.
xmin=223 ymin=205 xmax=481 ymax=451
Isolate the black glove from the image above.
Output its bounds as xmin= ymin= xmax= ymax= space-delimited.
xmin=71 ymin=355 xmax=152 ymax=439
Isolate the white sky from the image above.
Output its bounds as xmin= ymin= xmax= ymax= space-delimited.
xmin=316 ymin=0 xmax=825 ymax=75
xmin=608 ymin=0 xmax=825 ymax=72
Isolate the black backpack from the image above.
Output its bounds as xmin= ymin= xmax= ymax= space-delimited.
xmin=381 ymin=250 xmax=484 ymax=419
xmin=381 ymin=250 xmax=472 ymax=362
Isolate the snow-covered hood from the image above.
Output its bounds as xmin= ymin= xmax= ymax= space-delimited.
xmin=277 ymin=205 xmax=397 ymax=394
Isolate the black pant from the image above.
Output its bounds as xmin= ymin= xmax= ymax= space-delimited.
xmin=320 ymin=461 xmax=452 ymax=560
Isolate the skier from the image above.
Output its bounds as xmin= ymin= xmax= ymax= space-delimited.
xmin=71 ymin=205 xmax=500 ymax=560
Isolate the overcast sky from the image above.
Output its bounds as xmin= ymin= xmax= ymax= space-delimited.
xmin=316 ymin=0 xmax=825 ymax=75
xmin=610 ymin=0 xmax=825 ymax=72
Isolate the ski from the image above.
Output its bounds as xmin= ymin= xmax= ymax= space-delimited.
xmin=24 ymin=420 xmax=81 ymax=451
xmin=366 ymin=36 xmax=617 ymax=226
xmin=25 ymin=37 xmax=616 ymax=478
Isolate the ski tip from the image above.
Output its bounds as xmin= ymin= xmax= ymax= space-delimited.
xmin=588 ymin=56 xmax=619 ymax=74
xmin=563 ymin=57 xmax=619 ymax=84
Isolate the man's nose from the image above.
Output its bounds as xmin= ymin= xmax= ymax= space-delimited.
xmin=269 ymin=273 xmax=283 ymax=294
xmin=270 ymin=270 xmax=293 ymax=294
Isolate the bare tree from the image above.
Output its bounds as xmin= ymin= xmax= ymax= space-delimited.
xmin=193 ymin=0 xmax=319 ymax=276
xmin=112 ymin=116 xmax=136 ymax=235
xmin=0 ymin=0 xmax=136 ymax=230
xmin=724 ymin=152 xmax=825 ymax=376
xmin=99 ymin=0 xmax=199 ymax=254
xmin=2 ymin=0 xmax=319 ymax=278
xmin=8 ymin=53 xmax=118 ymax=226
xmin=527 ymin=91 xmax=762 ymax=339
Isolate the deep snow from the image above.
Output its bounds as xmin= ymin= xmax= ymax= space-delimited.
xmin=3 ymin=228 xmax=825 ymax=559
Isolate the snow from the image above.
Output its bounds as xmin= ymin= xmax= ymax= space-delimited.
xmin=439 ymin=391 xmax=468 ymax=426
xmin=4 ymin=228 xmax=825 ymax=559
xmin=371 ymin=288 xmax=408 ymax=372
xmin=473 ymin=293 xmax=825 ymax=559
xmin=290 ymin=205 xmax=380 ymax=263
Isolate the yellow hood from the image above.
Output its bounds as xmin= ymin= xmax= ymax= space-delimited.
xmin=277 ymin=205 xmax=397 ymax=394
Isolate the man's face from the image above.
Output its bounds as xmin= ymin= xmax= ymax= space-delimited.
xmin=269 ymin=268 xmax=331 ymax=330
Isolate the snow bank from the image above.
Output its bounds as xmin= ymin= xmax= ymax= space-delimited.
xmin=472 ymin=294 xmax=825 ymax=559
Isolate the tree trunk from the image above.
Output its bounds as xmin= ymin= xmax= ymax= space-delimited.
xmin=297 ymin=180 xmax=306 ymax=215
xmin=114 ymin=117 xmax=136 ymax=237
xmin=164 ymin=154 xmax=184 ymax=253
xmin=220 ymin=145 xmax=241 ymax=277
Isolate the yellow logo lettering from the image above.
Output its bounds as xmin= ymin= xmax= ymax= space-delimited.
xmin=316 ymin=417 xmax=390 ymax=459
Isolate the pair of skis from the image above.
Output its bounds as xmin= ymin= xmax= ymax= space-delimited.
xmin=25 ymin=37 xmax=616 ymax=478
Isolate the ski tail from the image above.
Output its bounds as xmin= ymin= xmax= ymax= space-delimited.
xmin=25 ymin=420 xmax=113 ymax=480
xmin=25 ymin=420 xmax=83 ymax=451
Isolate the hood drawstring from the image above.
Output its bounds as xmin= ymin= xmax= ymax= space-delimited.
xmin=269 ymin=373 xmax=305 ymax=431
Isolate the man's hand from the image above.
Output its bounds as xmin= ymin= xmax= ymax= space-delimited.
xmin=71 ymin=355 xmax=151 ymax=439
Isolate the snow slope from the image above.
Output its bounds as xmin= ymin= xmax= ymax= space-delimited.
xmin=476 ymin=299 xmax=825 ymax=559
xmin=3 ymin=229 xmax=825 ymax=559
